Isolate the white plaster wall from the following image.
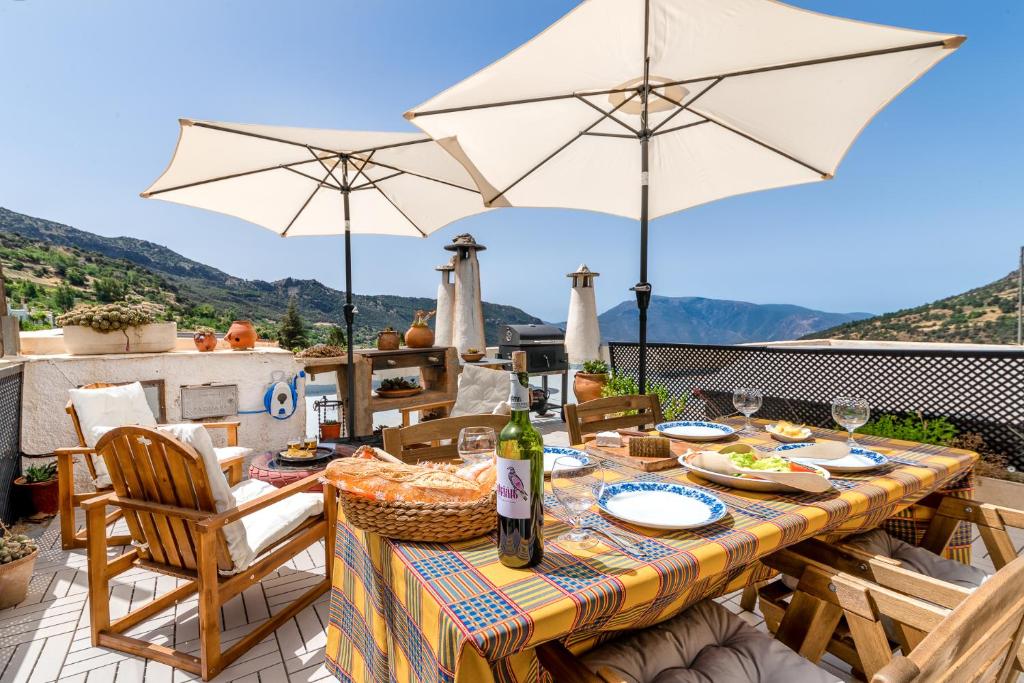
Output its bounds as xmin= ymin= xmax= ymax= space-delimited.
xmin=20 ymin=348 xmax=306 ymax=463
xmin=452 ymin=253 xmax=486 ymax=353
xmin=565 ymin=285 xmax=602 ymax=365
xmin=434 ymin=277 xmax=456 ymax=348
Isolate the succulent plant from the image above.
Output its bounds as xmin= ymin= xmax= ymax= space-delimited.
xmin=57 ymin=300 xmax=165 ymax=333
xmin=410 ymin=309 xmax=435 ymax=327
xmin=0 ymin=523 xmax=38 ymax=565
xmin=296 ymin=344 xmax=346 ymax=358
xmin=23 ymin=462 xmax=57 ymax=484
xmin=379 ymin=377 xmax=419 ymax=391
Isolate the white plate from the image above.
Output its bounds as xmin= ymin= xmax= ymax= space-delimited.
xmin=679 ymin=453 xmax=832 ymax=492
xmin=543 ymin=446 xmax=590 ymax=475
xmin=598 ymin=481 xmax=727 ymax=530
xmin=776 ymin=443 xmax=889 ymax=473
xmin=656 ymin=421 xmax=736 ymax=442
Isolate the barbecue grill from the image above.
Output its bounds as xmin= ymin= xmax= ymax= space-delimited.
xmin=498 ymin=324 xmax=569 ymax=417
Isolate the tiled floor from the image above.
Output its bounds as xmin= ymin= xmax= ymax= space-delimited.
xmin=0 ymin=419 xmax=1015 ymax=682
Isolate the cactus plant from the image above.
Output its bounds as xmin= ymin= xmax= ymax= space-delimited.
xmin=57 ymin=299 xmax=165 ymax=333
xmin=0 ymin=523 xmax=38 ymax=566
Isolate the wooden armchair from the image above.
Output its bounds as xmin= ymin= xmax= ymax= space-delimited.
xmin=85 ymin=426 xmax=335 ymax=681
xmin=382 ymin=414 xmax=510 ymax=464
xmin=57 ymin=382 xmax=246 ymax=550
xmin=564 ymin=394 xmax=663 ymax=445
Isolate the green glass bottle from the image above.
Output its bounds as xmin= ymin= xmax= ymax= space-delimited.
xmin=496 ymin=351 xmax=545 ymax=568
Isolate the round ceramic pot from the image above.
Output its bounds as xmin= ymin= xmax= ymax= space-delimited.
xmin=62 ymin=322 xmax=177 ymax=355
xmin=377 ymin=330 xmax=400 ymax=351
xmin=226 ymin=320 xmax=258 ymax=350
xmin=193 ymin=330 xmax=218 ymax=352
xmin=14 ymin=477 xmax=59 ymax=516
xmin=0 ymin=549 xmax=38 ymax=609
xmin=405 ymin=324 xmax=434 ymax=349
xmin=573 ymin=372 xmax=608 ymax=403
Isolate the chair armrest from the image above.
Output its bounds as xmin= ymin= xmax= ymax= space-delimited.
xmin=80 ymin=492 xmax=114 ymax=511
xmin=55 ymin=446 xmax=97 ymax=456
xmin=399 ymin=400 xmax=455 ymax=416
xmin=93 ymin=493 xmax=213 ymax=522
xmin=536 ymin=642 xmax=607 ymax=683
xmin=198 ymin=473 xmax=323 ymax=531
xmin=201 ymin=420 xmax=240 ymax=446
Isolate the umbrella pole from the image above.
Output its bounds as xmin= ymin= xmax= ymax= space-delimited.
xmin=342 ymin=185 xmax=357 ymax=443
xmin=636 ymin=135 xmax=651 ymax=395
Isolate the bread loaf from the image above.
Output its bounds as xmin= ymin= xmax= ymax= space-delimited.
xmin=324 ymin=456 xmax=491 ymax=503
xmin=628 ymin=436 xmax=671 ymax=458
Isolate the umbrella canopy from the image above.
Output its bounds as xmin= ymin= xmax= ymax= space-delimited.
xmin=407 ymin=0 xmax=964 ymax=390
xmin=143 ymin=120 xmax=489 ymax=440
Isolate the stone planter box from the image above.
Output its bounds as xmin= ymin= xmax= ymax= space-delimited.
xmin=62 ymin=322 xmax=177 ymax=355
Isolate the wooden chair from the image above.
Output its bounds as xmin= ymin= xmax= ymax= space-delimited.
xmin=398 ymin=363 xmax=509 ymax=426
xmin=56 ymin=382 xmax=246 ymax=550
xmin=564 ymin=394 xmax=663 ymax=446
xmin=85 ymin=426 xmax=335 ymax=681
xmin=382 ymin=414 xmax=510 ymax=464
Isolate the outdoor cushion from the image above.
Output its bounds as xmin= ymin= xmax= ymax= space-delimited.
xmin=70 ymin=382 xmax=157 ymax=487
xmin=226 ymin=479 xmax=323 ymax=573
xmin=214 ymin=445 xmax=253 ymax=463
xmin=451 ymin=365 xmax=509 ymax=417
xmin=843 ymin=528 xmax=989 ymax=589
xmin=581 ymin=599 xmax=840 ymax=683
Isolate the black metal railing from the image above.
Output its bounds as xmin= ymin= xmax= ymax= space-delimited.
xmin=0 ymin=364 xmax=23 ymax=524
xmin=609 ymin=342 xmax=1024 ymax=467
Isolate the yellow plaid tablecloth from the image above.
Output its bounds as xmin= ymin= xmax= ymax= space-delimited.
xmin=324 ymin=428 xmax=977 ymax=683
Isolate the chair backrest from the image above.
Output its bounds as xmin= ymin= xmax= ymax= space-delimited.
xmin=94 ymin=425 xmax=233 ymax=572
xmin=67 ymin=382 xmax=118 ymax=480
xmin=451 ymin=365 xmax=509 ymax=417
xmin=871 ymin=555 xmax=1024 ymax=683
xmin=564 ymin=394 xmax=663 ymax=445
xmin=920 ymin=495 xmax=1024 ymax=571
xmin=382 ymin=414 xmax=510 ymax=464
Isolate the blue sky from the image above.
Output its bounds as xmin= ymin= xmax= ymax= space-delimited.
xmin=1 ymin=1 xmax=1021 ymax=322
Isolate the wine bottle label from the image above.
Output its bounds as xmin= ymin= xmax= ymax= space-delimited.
xmin=508 ymin=375 xmax=530 ymax=412
xmin=496 ymin=457 xmax=532 ymax=519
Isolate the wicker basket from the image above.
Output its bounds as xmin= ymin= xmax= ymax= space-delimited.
xmin=338 ymin=490 xmax=496 ymax=542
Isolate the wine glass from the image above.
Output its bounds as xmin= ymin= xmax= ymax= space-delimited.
xmin=832 ymin=397 xmax=870 ymax=450
xmin=732 ymin=388 xmax=763 ymax=435
xmin=551 ymin=457 xmax=604 ymax=550
xmin=457 ymin=426 xmax=496 ymax=465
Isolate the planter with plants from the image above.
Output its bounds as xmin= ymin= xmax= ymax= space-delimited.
xmin=193 ymin=327 xmax=218 ymax=352
xmin=319 ymin=420 xmax=342 ymax=441
xmin=461 ymin=347 xmax=484 ymax=362
xmin=573 ymin=359 xmax=609 ymax=403
xmin=0 ymin=523 xmax=39 ymax=609
xmin=14 ymin=461 xmax=59 ymax=517
xmin=405 ymin=310 xmax=435 ymax=349
xmin=376 ymin=377 xmax=423 ymax=399
xmin=58 ymin=299 xmax=175 ymax=355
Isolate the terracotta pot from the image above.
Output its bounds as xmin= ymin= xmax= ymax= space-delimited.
xmin=377 ymin=329 xmax=400 ymax=351
xmin=14 ymin=477 xmax=59 ymax=516
xmin=405 ymin=324 xmax=434 ymax=349
xmin=573 ymin=372 xmax=608 ymax=403
xmin=193 ymin=330 xmax=218 ymax=352
xmin=319 ymin=423 xmax=342 ymax=441
xmin=0 ymin=549 xmax=38 ymax=609
xmin=226 ymin=320 xmax=258 ymax=350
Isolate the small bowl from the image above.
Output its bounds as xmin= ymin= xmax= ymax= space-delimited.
xmin=461 ymin=352 xmax=485 ymax=362
xmin=765 ymin=423 xmax=814 ymax=443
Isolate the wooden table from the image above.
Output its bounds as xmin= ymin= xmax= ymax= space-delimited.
xmin=323 ymin=425 xmax=978 ymax=683
xmin=302 ymin=347 xmax=458 ymax=437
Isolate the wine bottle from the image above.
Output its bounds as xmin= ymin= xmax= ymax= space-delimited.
xmin=496 ymin=351 xmax=544 ymax=568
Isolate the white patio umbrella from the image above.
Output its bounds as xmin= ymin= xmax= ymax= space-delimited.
xmin=406 ymin=0 xmax=964 ymax=392
xmin=142 ymin=119 xmax=489 ymax=440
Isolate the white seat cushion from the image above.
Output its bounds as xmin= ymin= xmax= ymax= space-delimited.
xmin=451 ymin=365 xmax=509 ymax=417
xmin=581 ymin=600 xmax=840 ymax=683
xmin=214 ymin=446 xmax=252 ymax=463
xmin=71 ymin=382 xmax=157 ymax=488
xmin=224 ymin=479 xmax=323 ymax=573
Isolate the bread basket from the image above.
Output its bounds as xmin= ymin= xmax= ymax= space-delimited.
xmin=329 ymin=447 xmax=497 ymax=542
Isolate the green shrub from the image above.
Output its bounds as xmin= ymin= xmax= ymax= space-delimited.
xmin=858 ymin=412 xmax=957 ymax=446
xmin=580 ymin=359 xmax=608 ymax=374
xmin=600 ymin=371 xmax=687 ymax=422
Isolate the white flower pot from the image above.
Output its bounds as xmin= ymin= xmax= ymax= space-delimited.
xmin=62 ymin=322 xmax=177 ymax=355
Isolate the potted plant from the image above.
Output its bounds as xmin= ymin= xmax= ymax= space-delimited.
xmin=193 ymin=327 xmax=218 ymax=352
xmin=573 ymin=359 xmax=609 ymax=403
xmin=58 ymin=298 xmax=176 ymax=355
xmin=376 ymin=377 xmax=423 ymax=398
xmin=15 ymin=461 xmax=59 ymax=517
xmin=405 ymin=310 xmax=435 ymax=349
xmin=461 ymin=347 xmax=485 ymax=362
xmin=377 ymin=326 xmax=400 ymax=351
xmin=0 ymin=523 xmax=39 ymax=609
xmin=319 ymin=419 xmax=342 ymax=442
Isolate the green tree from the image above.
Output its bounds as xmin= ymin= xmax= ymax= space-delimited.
xmin=54 ymin=284 xmax=76 ymax=311
xmin=65 ymin=267 xmax=86 ymax=286
xmin=326 ymin=324 xmax=346 ymax=347
xmin=277 ymin=295 xmax=308 ymax=350
xmin=92 ymin=277 xmax=125 ymax=302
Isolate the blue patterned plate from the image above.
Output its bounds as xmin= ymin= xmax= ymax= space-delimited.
xmin=656 ymin=421 xmax=736 ymax=442
xmin=776 ymin=443 xmax=888 ymax=473
xmin=598 ymin=481 xmax=728 ymax=530
xmin=543 ymin=446 xmax=590 ymax=475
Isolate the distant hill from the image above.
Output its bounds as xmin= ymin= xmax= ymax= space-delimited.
xmin=0 ymin=207 xmax=542 ymax=345
xmin=597 ymin=295 xmax=871 ymax=344
xmin=805 ymin=270 xmax=1021 ymax=344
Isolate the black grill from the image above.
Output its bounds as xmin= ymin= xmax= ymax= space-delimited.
xmin=498 ymin=324 xmax=568 ymax=374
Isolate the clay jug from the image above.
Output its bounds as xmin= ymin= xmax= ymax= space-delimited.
xmin=226 ymin=320 xmax=258 ymax=350
xmin=193 ymin=330 xmax=218 ymax=352
xmin=377 ymin=328 xmax=400 ymax=351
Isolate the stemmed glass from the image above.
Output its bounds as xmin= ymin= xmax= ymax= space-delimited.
xmin=457 ymin=426 xmax=496 ymax=465
xmin=831 ymin=397 xmax=870 ymax=450
xmin=551 ymin=457 xmax=604 ymax=550
xmin=732 ymin=388 xmax=763 ymax=434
